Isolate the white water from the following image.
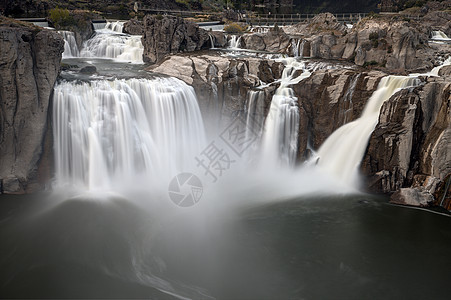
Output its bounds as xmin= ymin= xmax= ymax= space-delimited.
xmin=92 ymin=22 xmax=108 ymax=30
xmin=59 ymin=31 xmax=80 ymax=58
xmin=228 ymin=35 xmax=242 ymax=49
xmin=105 ymin=21 xmax=125 ymax=33
xmin=80 ymin=29 xmax=144 ymax=63
xmin=431 ymin=30 xmax=450 ymax=40
xmin=316 ymin=76 xmax=420 ymax=186
xmin=261 ymin=58 xmax=311 ymax=167
xmin=53 ymin=77 xmax=206 ymax=193
xmin=291 ymin=39 xmax=305 ymax=58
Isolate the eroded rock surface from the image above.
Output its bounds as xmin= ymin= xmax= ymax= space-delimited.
xmin=0 ymin=18 xmax=64 ymax=193
xmin=141 ymin=15 xmax=210 ymax=64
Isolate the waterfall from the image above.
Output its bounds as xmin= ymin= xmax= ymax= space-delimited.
xmin=429 ymin=57 xmax=451 ymax=76
xmin=316 ymin=76 xmax=420 ymax=186
xmin=53 ymin=77 xmax=206 ymax=192
xmin=208 ymin=34 xmax=215 ymax=49
xmin=105 ymin=21 xmax=125 ymax=33
xmin=431 ymin=30 xmax=450 ymax=40
xmin=228 ymin=35 xmax=242 ymax=49
xmin=59 ymin=31 xmax=80 ymax=58
xmin=341 ymin=74 xmax=361 ymax=124
xmin=80 ymin=30 xmax=144 ymax=63
xmin=92 ymin=21 xmax=107 ymax=30
xmin=291 ymin=39 xmax=304 ymax=58
xmin=261 ymin=59 xmax=312 ymax=167
xmin=243 ymin=90 xmax=266 ymax=159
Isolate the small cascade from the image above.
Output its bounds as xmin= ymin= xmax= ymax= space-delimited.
xmin=340 ymin=74 xmax=361 ymax=124
xmin=291 ymin=39 xmax=304 ymax=58
xmin=228 ymin=35 xmax=242 ymax=49
xmin=53 ymin=77 xmax=206 ymax=192
xmin=431 ymin=30 xmax=450 ymax=40
xmin=92 ymin=21 xmax=108 ymax=30
xmin=80 ymin=30 xmax=144 ymax=63
xmin=429 ymin=57 xmax=451 ymax=76
xmin=59 ymin=31 xmax=80 ymax=58
xmin=208 ymin=34 xmax=215 ymax=49
xmin=316 ymin=76 xmax=420 ymax=186
xmin=261 ymin=59 xmax=312 ymax=167
xmin=105 ymin=21 xmax=125 ymax=33
xmin=244 ymin=90 xmax=266 ymax=158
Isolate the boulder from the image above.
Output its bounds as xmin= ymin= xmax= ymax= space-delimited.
xmin=0 ymin=17 xmax=64 ymax=193
xmin=141 ymin=15 xmax=210 ymax=64
xmin=123 ymin=19 xmax=144 ymax=35
xmin=242 ymin=26 xmax=291 ymax=53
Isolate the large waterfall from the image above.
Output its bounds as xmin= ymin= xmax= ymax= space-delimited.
xmin=53 ymin=77 xmax=206 ymax=192
xmin=316 ymin=76 xmax=420 ymax=186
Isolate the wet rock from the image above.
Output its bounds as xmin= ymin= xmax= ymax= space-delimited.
xmin=123 ymin=19 xmax=143 ymax=35
xmin=292 ymin=69 xmax=385 ymax=156
xmin=79 ymin=65 xmax=97 ymax=74
xmin=0 ymin=17 xmax=64 ymax=194
xmin=242 ymin=26 xmax=290 ymax=53
xmin=362 ymin=78 xmax=451 ymax=209
xmin=209 ymin=31 xmax=227 ymax=48
xmin=390 ymin=187 xmax=434 ymax=207
xmin=141 ymin=15 xmax=210 ymax=64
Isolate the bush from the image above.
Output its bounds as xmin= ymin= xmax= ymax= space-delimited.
xmin=363 ymin=60 xmax=379 ymax=68
xmin=224 ymin=22 xmax=246 ymax=33
xmin=49 ymin=8 xmax=75 ymax=28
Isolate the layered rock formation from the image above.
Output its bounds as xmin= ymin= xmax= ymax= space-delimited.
xmin=362 ymin=76 xmax=451 ymax=209
xmin=242 ymin=26 xmax=291 ymax=53
xmin=0 ymin=18 xmax=64 ymax=193
xmin=242 ymin=13 xmax=447 ymax=72
xmin=141 ymin=15 xmax=210 ymax=64
xmin=148 ymin=53 xmax=282 ymax=130
xmin=123 ymin=19 xmax=144 ymax=35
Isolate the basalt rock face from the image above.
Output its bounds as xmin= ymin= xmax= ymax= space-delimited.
xmin=141 ymin=15 xmax=210 ymax=64
xmin=242 ymin=27 xmax=291 ymax=53
xmin=123 ymin=19 xmax=143 ymax=35
xmin=292 ymin=69 xmax=384 ymax=159
xmin=0 ymin=19 xmax=64 ymax=193
xmin=362 ymin=77 xmax=451 ymax=209
xmin=148 ymin=53 xmax=280 ymax=131
xmin=283 ymin=13 xmax=443 ymax=72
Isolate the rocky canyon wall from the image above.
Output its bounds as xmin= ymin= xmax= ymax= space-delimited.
xmin=0 ymin=18 xmax=64 ymax=193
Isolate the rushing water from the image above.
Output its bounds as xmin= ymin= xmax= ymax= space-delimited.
xmin=2 ymin=20 xmax=451 ymax=299
xmin=316 ymin=76 xmax=420 ymax=187
xmin=53 ymin=77 xmax=206 ymax=193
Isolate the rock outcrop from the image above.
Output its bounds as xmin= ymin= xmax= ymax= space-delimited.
xmin=141 ymin=15 xmax=210 ymax=64
xmin=282 ymin=13 xmax=437 ymax=72
xmin=242 ymin=26 xmax=291 ymax=53
xmin=0 ymin=17 xmax=64 ymax=193
xmin=293 ymin=69 xmax=385 ymax=158
xmin=362 ymin=77 xmax=451 ymax=209
xmin=148 ymin=53 xmax=281 ymax=131
xmin=123 ymin=19 xmax=143 ymax=35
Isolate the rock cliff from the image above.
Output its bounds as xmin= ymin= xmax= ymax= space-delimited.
xmin=0 ymin=17 xmax=64 ymax=193
xmin=362 ymin=76 xmax=451 ymax=209
xmin=141 ymin=15 xmax=210 ymax=64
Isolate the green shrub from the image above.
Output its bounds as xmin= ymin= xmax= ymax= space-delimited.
xmin=363 ymin=60 xmax=379 ymax=68
xmin=49 ymin=7 xmax=75 ymax=28
xmin=369 ymin=32 xmax=378 ymax=41
xmin=224 ymin=22 xmax=246 ymax=33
